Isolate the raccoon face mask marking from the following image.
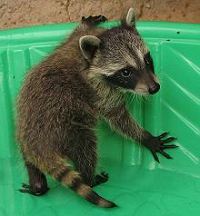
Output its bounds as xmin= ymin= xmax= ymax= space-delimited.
xmin=103 ymin=52 xmax=160 ymax=95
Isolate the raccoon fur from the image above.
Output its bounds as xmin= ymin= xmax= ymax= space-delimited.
xmin=16 ymin=8 xmax=177 ymax=208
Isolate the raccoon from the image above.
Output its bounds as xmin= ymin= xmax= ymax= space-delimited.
xmin=16 ymin=8 xmax=177 ymax=208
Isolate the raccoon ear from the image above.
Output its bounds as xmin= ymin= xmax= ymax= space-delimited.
xmin=124 ymin=8 xmax=136 ymax=26
xmin=79 ymin=35 xmax=101 ymax=60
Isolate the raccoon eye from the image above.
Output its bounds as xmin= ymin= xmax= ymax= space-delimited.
xmin=121 ymin=69 xmax=132 ymax=77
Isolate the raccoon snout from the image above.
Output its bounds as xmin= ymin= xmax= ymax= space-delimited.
xmin=148 ymin=82 xmax=160 ymax=94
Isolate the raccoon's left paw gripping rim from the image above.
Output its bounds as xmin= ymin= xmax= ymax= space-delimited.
xmin=81 ymin=15 xmax=108 ymax=25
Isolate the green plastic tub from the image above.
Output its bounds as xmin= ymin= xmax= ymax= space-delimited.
xmin=0 ymin=21 xmax=200 ymax=216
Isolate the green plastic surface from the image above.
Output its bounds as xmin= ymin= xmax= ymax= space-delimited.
xmin=0 ymin=21 xmax=200 ymax=216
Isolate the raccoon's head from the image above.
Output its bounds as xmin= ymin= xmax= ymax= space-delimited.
xmin=79 ymin=8 xmax=160 ymax=95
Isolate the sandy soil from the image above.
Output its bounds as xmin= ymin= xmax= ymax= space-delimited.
xmin=0 ymin=0 xmax=199 ymax=30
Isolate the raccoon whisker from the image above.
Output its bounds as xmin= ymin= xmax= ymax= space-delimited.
xmin=129 ymin=94 xmax=135 ymax=105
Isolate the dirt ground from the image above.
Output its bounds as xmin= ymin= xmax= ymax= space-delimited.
xmin=0 ymin=0 xmax=199 ymax=30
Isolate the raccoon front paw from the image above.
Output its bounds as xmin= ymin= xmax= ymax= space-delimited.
xmin=92 ymin=172 xmax=109 ymax=187
xmin=19 ymin=183 xmax=49 ymax=196
xmin=82 ymin=15 xmax=107 ymax=25
xmin=143 ymin=132 xmax=178 ymax=162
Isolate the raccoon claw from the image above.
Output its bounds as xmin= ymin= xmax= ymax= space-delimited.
xmin=93 ymin=172 xmax=109 ymax=187
xmin=143 ymin=132 xmax=178 ymax=162
xmin=82 ymin=15 xmax=107 ymax=25
xmin=21 ymin=183 xmax=30 ymax=188
xmin=19 ymin=183 xmax=49 ymax=196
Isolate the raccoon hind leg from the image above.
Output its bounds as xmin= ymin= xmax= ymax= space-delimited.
xmin=20 ymin=162 xmax=49 ymax=196
xmin=70 ymin=128 xmax=109 ymax=187
xmin=93 ymin=172 xmax=109 ymax=187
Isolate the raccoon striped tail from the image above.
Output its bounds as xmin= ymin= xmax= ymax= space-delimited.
xmin=47 ymin=159 xmax=117 ymax=208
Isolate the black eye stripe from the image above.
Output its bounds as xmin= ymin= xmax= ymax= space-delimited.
xmin=144 ymin=52 xmax=150 ymax=58
xmin=118 ymin=66 xmax=138 ymax=76
xmin=103 ymin=66 xmax=139 ymax=90
xmin=144 ymin=52 xmax=153 ymax=64
xmin=144 ymin=52 xmax=155 ymax=73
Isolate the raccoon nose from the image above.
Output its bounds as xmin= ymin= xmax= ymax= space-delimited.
xmin=148 ymin=82 xmax=160 ymax=94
